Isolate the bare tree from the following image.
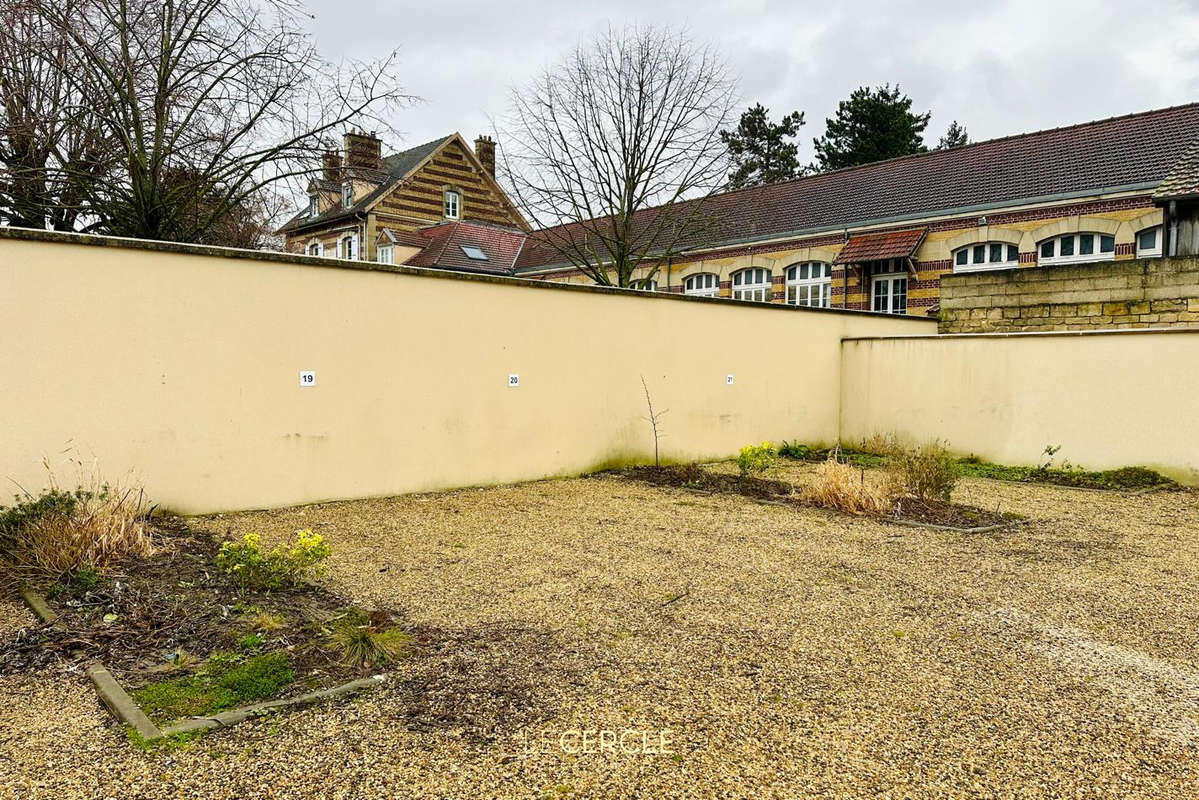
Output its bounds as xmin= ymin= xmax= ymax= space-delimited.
xmin=5 ymin=0 xmax=412 ymax=244
xmin=501 ymin=26 xmax=736 ymax=287
xmin=0 ymin=0 xmax=112 ymax=230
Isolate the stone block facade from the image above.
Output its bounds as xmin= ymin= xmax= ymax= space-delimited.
xmin=939 ymin=257 xmax=1199 ymax=333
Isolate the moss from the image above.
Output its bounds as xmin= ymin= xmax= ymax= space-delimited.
xmin=957 ymin=461 xmax=1173 ymax=490
xmin=125 ymin=726 xmax=205 ymax=751
xmin=132 ymin=652 xmax=294 ymax=723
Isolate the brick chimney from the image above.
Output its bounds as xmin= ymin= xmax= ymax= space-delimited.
xmin=344 ymin=130 xmax=382 ymax=171
xmin=321 ymin=150 xmax=342 ymax=181
xmin=474 ymin=135 xmax=496 ymax=178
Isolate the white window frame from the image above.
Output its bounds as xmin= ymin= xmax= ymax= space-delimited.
xmin=871 ymin=260 xmax=908 ymax=314
xmin=338 ymin=232 xmax=358 ymax=261
xmin=377 ymin=244 xmax=393 ymax=264
xmin=630 ymin=278 xmax=658 ymax=291
xmin=784 ymin=262 xmax=832 ymax=307
xmin=952 ymin=242 xmax=1019 ymax=272
xmin=342 ymin=182 xmax=353 ymax=208
xmin=308 ymin=195 xmax=319 ymax=218
xmin=306 ymin=240 xmax=323 ymax=257
xmin=1037 ymin=232 xmax=1116 ymax=265
xmin=444 ymin=189 xmax=461 ymax=219
xmin=1136 ymin=226 xmax=1162 ymax=258
xmin=683 ymin=272 xmax=719 ymax=297
xmin=731 ymin=267 xmax=772 ymax=302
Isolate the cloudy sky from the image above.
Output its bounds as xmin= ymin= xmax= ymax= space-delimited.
xmin=303 ymin=0 xmax=1199 ymax=161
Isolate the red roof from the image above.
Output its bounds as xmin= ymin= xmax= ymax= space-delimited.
xmin=835 ymin=228 xmax=926 ymax=263
xmin=402 ymin=221 xmax=526 ymax=274
xmin=515 ymin=103 xmax=1199 ymax=271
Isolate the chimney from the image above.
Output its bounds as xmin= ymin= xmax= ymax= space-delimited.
xmin=474 ymin=135 xmax=496 ymax=178
xmin=343 ymin=130 xmax=382 ymax=171
xmin=321 ymin=150 xmax=342 ymax=182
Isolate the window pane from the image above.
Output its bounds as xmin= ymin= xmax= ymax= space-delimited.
xmin=1007 ymin=245 xmax=1018 ymax=262
xmin=1079 ymin=234 xmax=1094 ymax=255
xmin=989 ymin=243 xmax=1003 ymax=262
xmin=1060 ymin=236 xmax=1074 ymax=257
xmin=973 ymin=245 xmax=985 ymax=264
xmin=1139 ymin=229 xmax=1157 ymax=250
xmin=1100 ymin=235 xmax=1115 ymax=253
xmin=956 ymin=250 xmax=967 ymax=266
xmin=1041 ymin=240 xmax=1054 ymax=258
xmin=893 ymin=278 xmax=907 ymax=313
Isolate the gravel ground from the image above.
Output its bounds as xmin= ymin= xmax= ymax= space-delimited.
xmin=2 ymin=467 xmax=1198 ymax=799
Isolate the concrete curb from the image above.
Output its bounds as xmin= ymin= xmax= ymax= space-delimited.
xmin=86 ymin=661 xmax=163 ymax=741
xmin=19 ymin=586 xmax=57 ymax=623
xmin=160 ymin=674 xmax=388 ymax=736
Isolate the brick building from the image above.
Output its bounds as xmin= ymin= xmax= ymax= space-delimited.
xmin=515 ymin=103 xmax=1199 ymax=317
xmin=279 ymin=131 xmax=529 ymax=272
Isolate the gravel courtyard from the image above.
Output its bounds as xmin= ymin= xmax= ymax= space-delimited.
xmin=2 ymin=464 xmax=1198 ymax=799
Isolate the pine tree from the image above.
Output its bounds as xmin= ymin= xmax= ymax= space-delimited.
xmin=720 ymin=104 xmax=806 ymax=189
xmin=812 ymin=85 xmax=930 ymax=171
xmin=937 ymin=120 xmax=970 ymax=150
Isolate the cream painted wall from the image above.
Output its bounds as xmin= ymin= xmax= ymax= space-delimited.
xmin=840 ymin=330 xmax=1199 ymax=483
xmin=0 ymin=234 xmax=931 ymax=513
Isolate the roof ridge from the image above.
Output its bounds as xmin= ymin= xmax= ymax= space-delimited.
xmin=697 ymin=101 xmax=1199 ymax=206
xmin=383 ymin=134 xmax=454 ymax=164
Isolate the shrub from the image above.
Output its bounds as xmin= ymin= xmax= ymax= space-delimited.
xmin=808 ymin=454 xmax=886 ymax=514
xmin=215 ymin=529 xmax=331 ymax=591
xmin=778 ymin=441 xmax=811 ymax=460
xmin=883 ymin=440 xmax=959 ymax=502
xmin=1 ymin=468 xmax=152 ymax=581
xmin=737 ymin=442 xmax=778 ymax=477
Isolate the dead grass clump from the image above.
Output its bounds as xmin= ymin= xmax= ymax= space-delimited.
xmin=2 ymin=462 xmax=152 ymax=581
xmin=808 ymin=454 xmax=887 ymax=514
xmin=883 ymin=439 xmax=959 ymax=502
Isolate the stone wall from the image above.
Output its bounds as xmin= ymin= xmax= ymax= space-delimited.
xmin=938 ymin=257 xmax=1199 ymax=333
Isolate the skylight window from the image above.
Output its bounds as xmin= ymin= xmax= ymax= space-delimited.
xmin=461 ymin=245 xmax=488 ymax=261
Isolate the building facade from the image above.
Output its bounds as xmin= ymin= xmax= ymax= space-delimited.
xmin=279 ymin=131 xmax=528 ymax=271
xmin=514 ymin=104 xmax=1199 ymax=317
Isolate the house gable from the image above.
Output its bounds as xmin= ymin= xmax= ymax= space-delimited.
xmin=369 ymin=135 xmax=528 ymax=233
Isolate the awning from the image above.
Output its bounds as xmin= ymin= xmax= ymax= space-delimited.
xmin=835 ymin=228 xmax=926 ymax=264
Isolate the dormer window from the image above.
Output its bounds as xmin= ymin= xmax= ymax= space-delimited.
xmin=444 ymin=189 xmax=461 ymax=219
xmin=308 ymin=195 xmax=319 ymax=218
xmin=342 ymin=182 xmax=353 ymax=208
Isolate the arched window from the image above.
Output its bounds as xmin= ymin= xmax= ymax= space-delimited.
xmin=683 ymin=272 xmax=719 ymax=297
xmin=953 ymin=242 xmax=1019 ymax=271
xmin=1038 ymin=232 xmax=1115 ymax=265
xmin=785 ymin=262 xmax=831 ymax=307
xmin=731 ymin=267 xmax=772 ymax=302
xmin=338 ymin=232 xmax=358 ymax=261
xmin=306 ymin=240 xmax=323 ymax=257
xmin=630 ymin=278 xmax=658 ymax=291
xmin=1136 ymin=226 xmax=1162 ymax=257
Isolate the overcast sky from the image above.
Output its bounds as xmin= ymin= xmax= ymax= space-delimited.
xmin=303 ymin=0 xmax=1199 ymax=162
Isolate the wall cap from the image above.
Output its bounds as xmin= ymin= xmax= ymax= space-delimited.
xmin=0 ymin=226 xmax=935 ymax=323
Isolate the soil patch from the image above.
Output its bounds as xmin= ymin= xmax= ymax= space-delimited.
xmin=621 ymin=464 xmax=1017 ymax=530
xmin=0 ymin=517 xmax=401 ymax=697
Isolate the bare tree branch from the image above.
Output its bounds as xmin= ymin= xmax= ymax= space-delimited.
xmin=499 ymin=25 xmax=736 ymax=287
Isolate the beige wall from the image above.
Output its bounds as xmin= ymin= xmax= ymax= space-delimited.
xmin=0 ymin=232 xmax=931 ymax=513
xmin=840 ymin=330 xmax=1199 ymax=483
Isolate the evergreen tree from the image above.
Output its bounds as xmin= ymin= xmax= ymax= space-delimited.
xmin=720 ymin=103 xmax=806 ymax=189
xmin=813 ymin=84 xmax=930 ymax=171
xmin=937 ymin=120 xmax=970 ymax=150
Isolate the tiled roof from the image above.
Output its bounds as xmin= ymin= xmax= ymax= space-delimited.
xmin=403 ymin=221 xmax=526 ymax=274
xmin=377 ymin=227 xmax=430 ymax=248
xmin=836 ymin=228 xmax=925 ymax=263
xmin=279 ymin=135 xmax=453 ymax=233
xmin=1154 ymin=138 xmax=1199 ymax=201
xmin=516 ymin=103 xmax=1199 ymax=271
